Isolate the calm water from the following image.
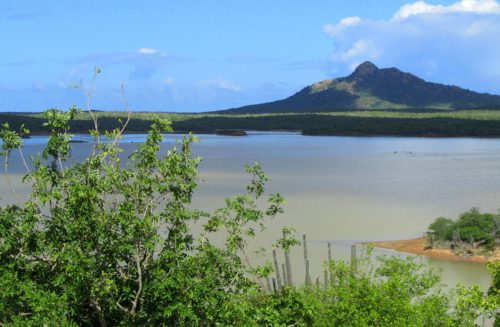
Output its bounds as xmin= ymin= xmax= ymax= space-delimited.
xmin=3 ymin=132 xmax=498 ymax=289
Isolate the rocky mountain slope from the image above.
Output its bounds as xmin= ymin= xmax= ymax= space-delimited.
xmin=222 ymin=62 xmax=500 ymax=113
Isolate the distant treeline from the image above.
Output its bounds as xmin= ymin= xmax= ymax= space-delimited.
xmin=174 ymin=114 xmax=500 ymax=137
xmin=0 ymin=113 xmax=153 ymax=134
xmin=3 ymin=112 xmax=500 ymax=137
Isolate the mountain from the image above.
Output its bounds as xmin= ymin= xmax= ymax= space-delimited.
xmin=222 ymin=62 xmax=500 ymax=113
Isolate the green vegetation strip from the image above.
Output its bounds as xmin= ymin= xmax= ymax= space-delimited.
xmin=4 ymin=110 xmax=500 ymax=136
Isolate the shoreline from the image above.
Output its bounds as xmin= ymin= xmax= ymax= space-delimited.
xmin=369 ymin=237 xmax=499 ymax=264
xmin=23 ymin=129 xmax=500 ymax=139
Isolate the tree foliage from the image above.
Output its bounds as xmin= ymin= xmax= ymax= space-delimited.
xmin=8 ymin=110 xmax=500 ymax=137
xmin=0 ymin=110 xmax=286 ymax=325
xmin=428 ymin=208 xmax=498 ymax=250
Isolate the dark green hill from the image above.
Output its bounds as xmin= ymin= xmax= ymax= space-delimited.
xmin=222 ymin=62 xmax=500 ymax=113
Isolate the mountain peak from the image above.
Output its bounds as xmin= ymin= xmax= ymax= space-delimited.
xmin=349 ymin=61 xmax=379 ymax=77
xmin=222 ymin=62 xmax=500 ymax=113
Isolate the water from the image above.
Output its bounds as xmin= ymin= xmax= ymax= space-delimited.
xmin=2 ymin=132 xmax=498 ymax=289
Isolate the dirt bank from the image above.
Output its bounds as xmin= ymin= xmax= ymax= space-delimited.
xmin=370 ymin=237 xmax=499 ymax=264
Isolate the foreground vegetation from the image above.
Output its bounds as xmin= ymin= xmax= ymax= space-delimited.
xmin=1 ymin=109 xmax=499 ymax=325
xmin=4 ymin=109 xmax=500 ymax=137
xmin=427 ymin=208 xmax=500 ymax=255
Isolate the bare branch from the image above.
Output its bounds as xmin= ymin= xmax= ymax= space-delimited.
xmin=91 ymin=298 xmax=107 ymax=327
xmin=131 ymin=249 xmax=150 ymax=315
xmin=83 ymin=67 xmax=101 ymax=143
xmin=116 ymin=301 xmax=128 ymax=313
xmin=18 ymin=148 xmax=30 ymax=173
xmin=57 ymin=156 xmax=65 ymax=177
xmin=241 ymin=246 xmax=265 ymax=290
xmin=115 ymin=82 xmax=132 ymax=144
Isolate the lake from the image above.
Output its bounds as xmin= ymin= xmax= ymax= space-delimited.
xmin=2 ymin=132 xmax=498 ymax=289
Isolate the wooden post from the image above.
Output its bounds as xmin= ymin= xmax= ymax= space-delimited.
xmin=303 ymin=234 xmax=311 ymax=285
xmin=350 ymin=244 xmax=357 ymax=275
xmin=305 ymin=259 xmax=311 ymax=286
xmin=272 ymin=250 xmax=282 ymax=290
xmin=315 ymin=276 xmax=320 ymax=289
xmin=282 ymin=263 xmax=288 ymax=286
xmin=272 ymin=278 xmax=277 ymax=293
xmin=327 ymin=242 xmax=333 ymax=286
xmin=284 ymin=231 xmax=293 ymax=286
xmin=266 ymin=276 xmax=272 ymax=293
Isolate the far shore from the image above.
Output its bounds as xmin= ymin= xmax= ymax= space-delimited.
xmin=23 ymin=129 xmax=500 ymax=139
xmin=369 ymin=237 xmax=500 ymax=264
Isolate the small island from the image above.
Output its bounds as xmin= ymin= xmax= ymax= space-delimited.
xmin=373 ymin=208 xmax=500 ymax=263
xmin=215 ymin=129 xmax=247 ymax=136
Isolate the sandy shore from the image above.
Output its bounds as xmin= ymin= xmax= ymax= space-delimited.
xmin=370 ymin=237 xmax=499 ymax=264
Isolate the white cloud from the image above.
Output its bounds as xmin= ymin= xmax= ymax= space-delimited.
xmin=465 ymin=20 xmax=487 ymax=35
xmin=138 ymin=47 xmax=159 ymax=55
xmin=163 ymin=77 xmax=174 ymax=85
xmin=394 ymin=0 xmax=500 ymax=20
xmin=331 ymin=40 xmax=378 ymax=62
xmin=66 ymin=49 xmax=191 ymax=80
xmin=324 ymin=16 xmax=362 ymax=37
xmin=394 ymin=1 xmax=445 ymax=20
xmin=340 ymin=16 xmax=362 ymax=26
xmin=198 ymin=78 xmax=242 ymax=92
xmin=323 ymin=0 xmax=500 ymax=93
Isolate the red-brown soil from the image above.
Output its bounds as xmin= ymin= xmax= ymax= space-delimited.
xmin=371 ymin=237 xmax=499 ymax=263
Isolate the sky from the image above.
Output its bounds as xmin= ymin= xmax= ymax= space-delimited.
xmin=1 ymin=0 xmax=500 ymax=112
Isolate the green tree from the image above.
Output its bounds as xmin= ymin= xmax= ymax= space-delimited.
xmin=486 ymin=261 xmax=500 ymax=326
xmin=428 ymin=208 xmax=498 ymax=250
xmin=428 ymin=216 xmax=454 ymax=240
xmin=0 ymin=109 xmax=284 ymax=325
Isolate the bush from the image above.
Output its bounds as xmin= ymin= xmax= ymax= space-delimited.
xmin=428 ymin=217 xmax=454 ymax=240
xmin=428 ymin=208 xmax=498 ymax=250
xmin=0 ymin=109 xmax=286 ymax=325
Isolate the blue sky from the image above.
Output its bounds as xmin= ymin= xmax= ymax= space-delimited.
xmin=1 ymin=0 xmax=499 ymax=112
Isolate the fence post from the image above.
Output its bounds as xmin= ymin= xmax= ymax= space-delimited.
xmin=323 ymin=267 xmax=328 ymax=289
xmin=282 ymin=263 xmax=288 ymax=286
xmin=273 ymin=249 xmax=282 ymax=290
xmin=284 ymin=231 xmax=293 ymax=286
xmin=350 ymin=244 xmax=357 ymax=275
xmin=303 ymin=234 xmax=311 ymax=285
xmin=328 ymin=242 xmax=334 ymax=286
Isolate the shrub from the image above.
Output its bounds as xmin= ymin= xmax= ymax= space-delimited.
xmin=428 ymin=208 xmax=498 ymax=250
xmin=428 ymin=217 xmax=454 ymax=240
